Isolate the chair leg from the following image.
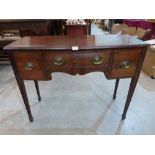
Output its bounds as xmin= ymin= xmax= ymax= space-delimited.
xmin=113 ymin=79 xmax=120 ymax=100
xmin=34 ymin=80 xmax=41 ymax=101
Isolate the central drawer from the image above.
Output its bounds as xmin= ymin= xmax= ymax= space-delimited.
xmin=44 ymin=50 xmax=111 ymax=74
xmin=77 ymin=50 xmax=111 ymax=67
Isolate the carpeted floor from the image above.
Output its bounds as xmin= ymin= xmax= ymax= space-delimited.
xmin=0 ymin=24 xmax=155 ymax=135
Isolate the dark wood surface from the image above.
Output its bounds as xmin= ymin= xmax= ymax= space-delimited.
xmin=65 ymin=25 xmax=88 ymax=35
xmin=4 ymin=35 xmax=149 ymax=51
xmin=0 ymin=19 xmax=64 ymax=62
xmin=113 ymin=79 xmax=120 ymax=100
xmin=9 ymin=52 xmax=33 ymax=122
xmin=122 ymin=47 xmax=147 ymax=120
xmin=109 ymin=48 xmax=141 ymax=78
xmin=0 ymin=20 xmax=54 ymax=35
xmin=4 ymin=35 xmax=149 ymax=122
xmin=34 ymin=80 xmax=41 ymax=101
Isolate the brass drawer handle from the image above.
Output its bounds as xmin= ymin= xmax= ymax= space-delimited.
xmin=53 ymin=56 xmax=64 ymax=66
xmin=92 ymin=55 xmax=103 ymax=65
xmin=24 ymin=62 xmax=34 ymax=71
xmin=120 ymin=60 xmax=131 ymax=69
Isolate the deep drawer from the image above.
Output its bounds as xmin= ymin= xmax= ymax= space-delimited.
xmin=109 ymin=48 xmax=141 ymax=78
xmin=13 ymin=51 xmax=46 ymax=80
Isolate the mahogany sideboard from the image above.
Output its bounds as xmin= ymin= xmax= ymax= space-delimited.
xmin=4 ymin=35 xmax=149 ymax=122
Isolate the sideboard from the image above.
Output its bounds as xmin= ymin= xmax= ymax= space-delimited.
xmin=4 ymin=35 xmax=149 ymax=122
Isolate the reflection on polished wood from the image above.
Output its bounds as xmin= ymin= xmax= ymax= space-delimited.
xmin=4 ymin=34 xmax=149 ymax=122
xmin=5 ymin=35 xmax=147 ymax=50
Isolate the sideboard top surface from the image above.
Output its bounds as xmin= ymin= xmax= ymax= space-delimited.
xmin=4 ymin=34 xmax=149 ymax=51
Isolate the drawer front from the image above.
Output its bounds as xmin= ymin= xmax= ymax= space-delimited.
xmin=109 ymin=48 xmax=141 ymax=78
xmin=13 ymin=52 xmax=46 ymax=80
xmin=44 ymin=51 xmax=77 ymax=71
xmin=78 ymin=51 xmax=111 ymax=67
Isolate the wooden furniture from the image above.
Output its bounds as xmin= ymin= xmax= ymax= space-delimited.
xmin=65 ymin=19 xmax=91 ymax=35
xmin=0 ymin=35 xmax=20 ymax=63
xmin=0 ymin=19 xmax=63 ymax=62
xmin=4 ymin=35 xmax=149 ymax=122
xmin=0 ymin=20 xmax=50 ymax=63
xmin=0 ymin=30 xmax=21 ymax=63
xmin=65 ymin=24 xmax=88 ymax=35
xmin=0 ymin=20 xmax=51 ymax=35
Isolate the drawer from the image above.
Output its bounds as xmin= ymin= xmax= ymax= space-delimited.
xmin=109 ymin=48 xmax=141 ymax=78
xmin=77 ymin=51 xmax=111 ymax=67
xmin=44 ymin=51 xmax=77 ymax=71
xmin=13 ymin=52 xmax=46 ymax=80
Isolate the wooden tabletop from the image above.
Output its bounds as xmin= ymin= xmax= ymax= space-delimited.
xmin=4 ymin=34 xmax=149 ymax=51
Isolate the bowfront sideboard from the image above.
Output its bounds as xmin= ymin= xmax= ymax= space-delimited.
xmin=4 ymin=35 xmax=149 ymax=122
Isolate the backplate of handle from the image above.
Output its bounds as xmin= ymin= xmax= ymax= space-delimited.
xmin=24 ymin=62 xmax=34 ymax=71
xmin=92 ymin=55 xmax=103 ymax=65
xmin=53 ymin=56 xmax=64 ymax=66
xmin=120 ymin=60 xmax=131 ymax=69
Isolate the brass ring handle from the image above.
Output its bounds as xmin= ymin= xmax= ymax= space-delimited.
xmin=24 ymin=62 xmax=34 ymax=71
xmin=92 ymin=55 xmax=103 ymax=65
xmin=120 ymin=60 xmax=131 ymax=69
xmin=53 ymin=56 xmax=64 ymax=66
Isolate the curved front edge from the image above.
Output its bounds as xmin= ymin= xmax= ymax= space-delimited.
xmin=48 ymin=67 xmax=107 ymax=76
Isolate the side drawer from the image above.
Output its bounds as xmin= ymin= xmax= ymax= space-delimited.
xmin=13 ymin=51 xmax=46 ymax=80
xmin=109 ymin=48 xmax=141 ymax=78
